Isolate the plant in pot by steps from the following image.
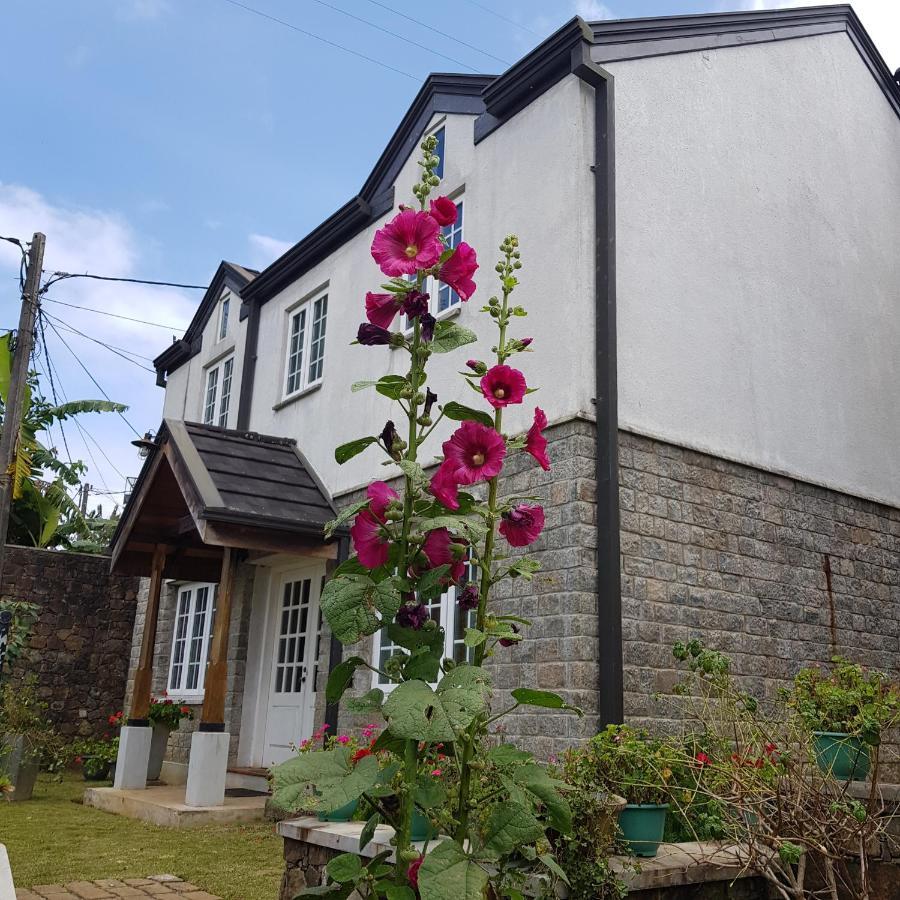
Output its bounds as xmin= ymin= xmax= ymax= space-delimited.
xmin=788 ymin=657 xmax=900 ymax=782
xmin=73 ymin=735 xmax=119 ymax=781
xmin=0 ymin=678 xmax=57 ymax=802
xmin=147 ymin=696 xmax=194 ymax=781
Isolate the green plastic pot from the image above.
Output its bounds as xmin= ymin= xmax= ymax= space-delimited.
xmin=318 ymin=798 xmax=358 ymax=822
xmin=618 ymin=803 xmax=668 ymax=858
xmin=812 ymin=731 xmax=870 ymax=782
xmin=411 ymin=810 xmax=435 ymax=842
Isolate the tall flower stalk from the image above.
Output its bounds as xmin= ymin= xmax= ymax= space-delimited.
xmin=273 ymin=136 xmax=579 ymax=900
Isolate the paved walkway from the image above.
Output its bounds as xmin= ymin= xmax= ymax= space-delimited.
xmin=16 ymin=875 xmax=220 ymax=900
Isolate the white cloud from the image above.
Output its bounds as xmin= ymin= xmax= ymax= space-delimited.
xmin=248 ymin=233 xmax=293 ymax=269
xmin=574 ymin=1 xmax=615 ymax=21
xmin=526 ymin=1 xmax=617 ymax=45
xmin=116 ymin=0 xmax=171 ymax=21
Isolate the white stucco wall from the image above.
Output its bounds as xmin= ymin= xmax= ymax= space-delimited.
xmin=246 ymin=75 xmax=596 ymax=496
xmin=608 ymin=32 xmax=900 ymax=506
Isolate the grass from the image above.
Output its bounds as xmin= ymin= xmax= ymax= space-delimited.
xmin=2 ymin=774 xmax=283 ymax=900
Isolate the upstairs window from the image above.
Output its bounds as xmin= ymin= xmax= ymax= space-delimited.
xmin=203 ymin=356 xmax=234 ymax=427
xmin=168 ymin=583 xmax=218 ymax=696
xmin=433 ymin=126 xmax=445 ymax=179
xmin=218 ymin=294 xmax=230 ymax=341
xmin=285 ymin=293 xmax=328 ymax=398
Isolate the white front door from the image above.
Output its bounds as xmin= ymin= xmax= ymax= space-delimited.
xmin=262 ymin=568 xmax=324 ymax=766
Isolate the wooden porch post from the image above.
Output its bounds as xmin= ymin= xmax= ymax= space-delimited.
xmin=129 ymin=543 xmax=167 ymax=725
xmin=199 ymin=547 xmax=237 ymax=728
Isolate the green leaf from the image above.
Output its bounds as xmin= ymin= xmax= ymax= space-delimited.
xmin=430 ymin=321 xmax=477 ymax=354
xmin=482 ymin=801 xmax=544 ymax=855
xmin=321 ymin=575 xmax=402 ymax=644
xmin=375 ymin=375 xmax=408 ymax=399
xmin=510 ymin=764 xmax=573 ymax=833
xmin=539 ymin=853 xmax=571 ymax=887
xmin=421 ymin=515 xmax=487 ymax=542
xmin=511 ymin=688 xmax=583 ymax=716
xmin=335 ymin=436 xmax=377 ymax=465
xmin=296 ymin=884 xmax=354 ymax=898
xmin=414 ymin=564 xmax=450 ymax=598
xmin=387 ymin=623 xmax=444 ymax=654
xmin=271 ymin=748 xmax=380 ymax=813
xmin=486 ymin=744 xmax=533 ymax=767
xmin=331 ymin=556 xmax=369 ymax=578
xmin=359 ymin=813 xmax=380 ymax=852
xmin=418 ymin=841 xmax=487 ymax=900
xmin=351 ymin=380 xmax=377 ymax=392
xmin=463 ymin=628 xmax=486 ymax=648
xmin=344 ymin=688 xmax=384 ymax=715
xmin=402 ymin=645 xmax=441 ymax=683
xmin=398 ymin=459 xmax=427 ymax=489
xmin=415 ymin=776 xmax=447 ymax=811
xmin=325 ymin=656 xmax=367 ymax=703
xmin=324 ymin=500 xmax=369 ymax=539
xmin=326 ymin=853 xmax=362 ymax=883
xmin=385 ymin=887 xmax=416 ymax=900
xmin=441 ymin=401 xmax=493 ymax=428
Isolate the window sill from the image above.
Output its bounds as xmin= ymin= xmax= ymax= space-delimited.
xmin=165 ymin=691 xmax=204 ymax=705
xmin=272 ymin=381 xmax=323 ymax=412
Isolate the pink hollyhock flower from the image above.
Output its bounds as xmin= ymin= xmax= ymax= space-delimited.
xmin=437 ymin=242 xmax=478 ymax=300
xmin=350 ymin=481 xmax=398 ymax=569
xmin=371 ymin=209 xmax=442 ymax=276
xmin=407 ymin=855 xmax=424 ymax=889
xmin=429 ymin=196 xmax=458 ymax=226
xmin=525 ymin=407 xmax=550 ymax=471
xmin=480 ymin=365 xmax=527 ymax=409
xmin=499 ymin=503 xmax=545 ymax=547
xmin=430 ymin=462 xmax=460 ymax=510
xmin=421 ymin=527 xmax=466 ymax=583
xmin=365 ymin=292 xmax=400 ymax=329
xmin=442 ymin=420 xmax=506 ymax=485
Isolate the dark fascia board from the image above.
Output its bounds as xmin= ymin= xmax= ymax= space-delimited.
xmin=152 ymin=260 xmax=255 ymax=383
xmin=586 ymin=5 xmax=900 ymax=119
xmin=241 ymin=74 xmax=492 ymax=307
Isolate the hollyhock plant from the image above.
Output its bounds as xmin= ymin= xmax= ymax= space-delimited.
xmin=371 ymin=208 xmax=442 ymax=276
xmin=272 ymin=135 xmax=576 ymax=900
xmin=480 ymin=364 xmax=527 ymax=409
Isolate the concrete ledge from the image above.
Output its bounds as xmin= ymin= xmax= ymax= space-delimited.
xmin=0 ymin=844 xmax=14 ymax=900
xmin=84 ymin=785 xmax=266 ymax=828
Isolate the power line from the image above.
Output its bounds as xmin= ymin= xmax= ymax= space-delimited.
xmin=42 ymin=296 xmax=183 ymax=332
xmin=43 ymin=271 xmax=207 ymax=290
xmin=363 ymin=0 xmax=510 ymax=65
xmin=459 ymin=0 xmax=542 ymax=37
xmin=307 ymin=0 xmax=481 ymax=72
xmin=41 ymin=311 xmax=156 ymax=372
xmin=35 ymin=314 xmax=75 ymax=465
xmin=219 ymin=0 xmax=420 ymax=80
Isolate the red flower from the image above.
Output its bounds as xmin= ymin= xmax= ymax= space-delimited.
xmin=499 ymin=504 xmax=545 ymax=547
xmin=365 ymin=292 xmax=400 ymax=329
xmin=180 ymin=706 xmax=191 ymax=715
xmin=695 ymin=751 xmax=710 ymax=766
xmin=437 ymin=242 xmax=478 ymax=300
xmin=441 ymin=421 xmax=506 ymax=485
xmin=480 ymin=365 xmax=527 ymax=409
xmin=350 ymin=482 xmax=399 ymax=569
xmin=420 ymin=528 xmax=466 ymax=583
xmin=525 ymin=407 xmax=550 ymax=471
xmin=429 ymin=196 xmax=458 ymax=226
xmin=499 ymin=623 xmax=520 ymax=647
xmin=396 ymin=602 xmax=428 ymax=630
xmin=407 ymin=855 xmax=424 ymax=889
xmin=351 ymin=748 xmax=372 ymax=764
xmin=429 ymin=462 xmax=460 ymax=510
xmin=371 ymin=209 xmax=442 ymax=276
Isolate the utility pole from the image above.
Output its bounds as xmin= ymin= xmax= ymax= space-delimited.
xmin=78 ymin=482 xmax=91 ymax=515
xmin=0 ymin=233 xmax=46 ymax=590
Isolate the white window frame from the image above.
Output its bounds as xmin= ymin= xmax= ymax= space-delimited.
xmin=202 ymin=355 xmax=234 ymax=427
xmin=217 ymin=292 xmax=230 ymax=342
xmin=283 ymin=292 xmax=328 ymax=399
xmin=370 ymin=576 xmax=476 ymax=692
xmin=166 ymin=582 xmax=218 ymax=701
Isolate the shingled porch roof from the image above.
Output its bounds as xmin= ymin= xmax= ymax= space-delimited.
xmin=110 ymin=419 xmax=340 ymax=581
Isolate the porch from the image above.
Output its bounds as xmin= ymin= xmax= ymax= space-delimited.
xmin=102 ymin=420 xmax=346 ymax=816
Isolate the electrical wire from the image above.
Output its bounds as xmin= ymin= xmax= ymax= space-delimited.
xmin=42 ymin=271 xmax=207 ymax=290
xmin=219 ymin=0 xmax=420 ymax=80
xmin=42 ymin=297 xmax=183 ymax=332
xmin=307 ymin=0 xmax=482 ymax=72
xmin=362 ymin=0 xmax=510 ymax=65
xmin=459 ymin=0 xmax=542 ymax=37
xmin=35 ymin=314 xmax=75 ymax=465
xmin=41 ymin=311 xmax=156 ymax=372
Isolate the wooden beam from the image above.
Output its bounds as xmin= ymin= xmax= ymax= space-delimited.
xmin=129 ymin=544 xmax=168 ymax=724
xmin=199 ymin=547 xmax=238 ymax=727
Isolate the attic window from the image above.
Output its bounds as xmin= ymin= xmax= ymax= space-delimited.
xmin=434 ymin=127 xmax=445 ymax=179
xmin=218 ymin=294 xmax=230 ymax=341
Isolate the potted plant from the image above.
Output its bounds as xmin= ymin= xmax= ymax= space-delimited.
xmin=0 ymin=679 xmax=56 ymax=801
xmin=567 ymin=725 xmax=677 ymax=858
xmin=146 ymin=696 xmax=194 ymax=781
xmin=73 ymin=736 xmax=119 ymax=781
xmin=789 ymin=657 xmax=900 ymax=781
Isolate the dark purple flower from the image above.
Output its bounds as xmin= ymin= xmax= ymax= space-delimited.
xmin=423 ymin=388 xmax=438 ymax=418
xmin=499 ymin=623 xmax=520 ymax=647
xmin=381 ymin=420 xmax=400 ymax=458
xmin=458 ymin=584 xmax=479 ymax=612
xmin=420 ymin=313 xmax=435 ymax=342
xmin=401 ymin=290 xmax=430 ymax=319
xmin=396 ymin=602 xmax=429 ymax=630
xmin=357 ymin=323 xmax=393 ymax=346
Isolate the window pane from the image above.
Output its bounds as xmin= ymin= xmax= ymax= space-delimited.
xmin=308 ymin=296 xmax=328 ymax=384
xmin=218 ymin=358 xmax=233 ymax=427
xmin=434 ymin=127 xmax=445 ymax=178
xmin=186 ymin=587 xmax=209 ymax=690
xmin=219 ymin=296 xmax=230 ymax=340
xmin=286 ymin=309 xmax=307 ymax=395
xmin=169 ymin=589 xmax=192 ymax=691
xmin=438 ymin=203 xmax=463 ymax=313
xmin=203 ymin=368 xmax=219 ymax=425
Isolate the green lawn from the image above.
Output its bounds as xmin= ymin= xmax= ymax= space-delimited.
xmin=2 ymin=775 xmax=283 ymax=900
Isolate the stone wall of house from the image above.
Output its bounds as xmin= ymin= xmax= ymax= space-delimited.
xmin=619 ymin=430 xmax=900 ymax=756
xmin=2 ymin=545 xmax=139 ymax=739
xmin=124 ymin=563 xmax=255 ymax=767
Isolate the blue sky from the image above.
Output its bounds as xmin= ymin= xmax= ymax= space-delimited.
xmin=1 ymin=0 xmax=897 ymax=511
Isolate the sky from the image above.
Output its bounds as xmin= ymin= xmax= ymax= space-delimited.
xmin=1 ymin=0 xmax=898 ymax=513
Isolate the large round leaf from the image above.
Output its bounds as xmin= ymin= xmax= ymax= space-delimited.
xmin=418 ymin=841 xmax=488 ymax=900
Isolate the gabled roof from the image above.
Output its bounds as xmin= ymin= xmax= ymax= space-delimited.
xmin=153 ymin=260 xmax=257 ymax=386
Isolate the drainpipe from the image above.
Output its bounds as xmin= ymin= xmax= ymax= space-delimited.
xmin=236 ymin=297 xmax=260 ymax=431
xmin=572 ymin=45 xmax=623 ymax=726
xmin=323 ymin=534 xmax=350 ymax=737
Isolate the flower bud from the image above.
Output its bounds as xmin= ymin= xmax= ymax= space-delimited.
xmin=466 ymin=359 xmax=487 ymax=375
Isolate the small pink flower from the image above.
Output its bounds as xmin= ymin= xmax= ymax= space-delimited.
xmin=350 ymin=482 xmax=399 ymax=569
xmin=525 ymin=407 xmax=550 ymax=471
xmin=371 ymin=209 xmax=442 ymax=276
xmin=365 ymin=292 xmax=400 ymax=329
xmin=337 ymin=735 xmax=350 ymax=744
xmin=499 ymin=504 xmax=545 ymax=547
xmin=407 ymin=855 xmax=424 ymax=889
xmin=442 ymin=420 xmax=506 ymax=485
xmin=421 ymin=528 xmax=466 ymax=583
xmin=437 ymin=242 xmax=478 ymax=300
xmin=480 ymin=365 xmax=527 ymax=409
xmin=430 ymin=461 xmax=461 ymax=510
xmin=430 ymin=768 xmax=442 ymax=777
xmin=429 ymin=196 xmax=458 ymax=226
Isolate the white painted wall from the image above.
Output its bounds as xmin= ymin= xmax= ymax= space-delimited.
xmin=607 ymin=33 xmax=900 ymax=506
